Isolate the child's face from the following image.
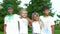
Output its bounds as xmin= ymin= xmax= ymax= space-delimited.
xmin=21 ymin=11 xmax=27 ymax=18
xmin=8 ymin=7 xmax=13 ymax=14
xmin=33 ymin=15 xmax=39 ymax=21
xmin=43 ymin=9 xmax=49 ymax=16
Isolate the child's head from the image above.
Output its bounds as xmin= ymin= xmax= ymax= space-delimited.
xmin=42 ymin=6 xmax=50 ymax=16
xmin=32 ymin=12 xmax=39 ymax=21
xmin=7 ymin=4 xmax=13 ymax=14
xmin=20 ymin=9 xmax=28 ymax=18
xmin=8 ymin=7 xmax=13 ymax=14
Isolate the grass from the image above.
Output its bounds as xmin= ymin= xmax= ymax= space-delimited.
xmin=28 ymin=30 xmax=60 ymax=34
xmin=0 ymin=30 xmax=60 ymax=34
xmin=54 ymin=30 xmax=60 ymax=34
xmin=0 ymin=32 xmax=4 ymax=34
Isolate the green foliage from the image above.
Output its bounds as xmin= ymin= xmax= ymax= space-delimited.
xmin=2 ymin=0 xmax=21 ymax=14
xmin=0 ymin=24 xmax=4 ymax=31
xmin=50 ymin=11 xmax=54 ymax=17
xmin=26 ymin=0 xmax=54 ymax=18
xmin=57 ymin=15 xmax=60 ymax=18
xmin=55 ymin=24 xmax=60 ymax=30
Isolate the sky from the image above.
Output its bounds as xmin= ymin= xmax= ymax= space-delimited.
xmin=19 ymin=0 xmax=31 ymax=8
xmin=0 ymin=0 xmax=2 ymax=2
xmin=0 ymin=0 xmax=60 ymax=20
xmin=51 ymin=0 xmax=60 ymax=20
xmin=51 ymin=0 xmax=60 ymax=14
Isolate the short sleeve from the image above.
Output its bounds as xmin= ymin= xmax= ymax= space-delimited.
xmin=14 ymin=14 xmax=20 ymax=18
xmin=39 ymin=16 xmax=44 ymax=20
xmin=4 ymin=16 xmax=7 ymax=24
xmin=13 ymin=14 xmax=21 ymax=22
xmin=50 ymin=17 xmax=55 ymax=26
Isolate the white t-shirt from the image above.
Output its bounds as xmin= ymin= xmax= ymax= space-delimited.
xmin=4 ymin=14 xmax=20 ymax=34
xmin=40 ymin=16 xmax=55 ymax=34
xmin=18 ymin=18 xmax=28 ymax=34
xmin=32 ymin=21 xmax=41 ymax=33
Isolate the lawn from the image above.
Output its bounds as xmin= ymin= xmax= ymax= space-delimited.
xmin=54 ymin=30 xmax=60 ymax=34
xmin=0 ymin=30 xmax=60 ymax=34
xmin=0 ymin=32 xmax=4 ymax=34
xmin=28 ymin=30 xmax=60 ymax=34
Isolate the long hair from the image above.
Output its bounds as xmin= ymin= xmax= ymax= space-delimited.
xmin=32 ymin=12 xmax=44 ymax=29
xmin=32 ymin=12 xmax=40 ymax=21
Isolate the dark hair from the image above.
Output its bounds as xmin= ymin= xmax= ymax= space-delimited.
xmin=42 ymin=6 xmax=49 ymax=11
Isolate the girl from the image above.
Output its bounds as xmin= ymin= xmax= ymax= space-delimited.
xmin=32 ymin=12 xmax=43 ymax=34
xmin=18 ymin=9 xmax=32 ymax=34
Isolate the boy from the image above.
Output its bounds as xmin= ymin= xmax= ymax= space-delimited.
xmin=18 ymin=9 xmax=32 ymax=34
xmin=4 ymin=4 xmax=19 ymax=34
xmin=40 ymin=6 xmax=55 ymax=34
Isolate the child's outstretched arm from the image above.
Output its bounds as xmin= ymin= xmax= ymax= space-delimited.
xmin=51 ymin=25 xmax=54 ymax=34
xmin=4 ymin=24 xmax=6 ymax=34
xmin=27 ymin=18 xmax=32 ymax=28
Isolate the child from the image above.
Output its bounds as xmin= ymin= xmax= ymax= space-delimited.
xmin=18 ymin=9 xmax=32 ymax=34
xmin=4 ymin=4 xmax=19 ymax=34
xmin=32 ymin=12 xmax=43 ymax=34
xmin=40 ymin=6 xmax=55 ymax=34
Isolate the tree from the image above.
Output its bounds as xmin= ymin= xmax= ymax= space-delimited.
xmin=26 ymin=0 xmax=54 ymax=18
xmin=57 ymin=15 xmax=60 ymax=18
xmin=0 ymin=0 xmax=22 ymax=31
xmin=0 ymin=0 xmax=22 ymax=24
xmin=2 ymin=0 xmax=21 ymax=14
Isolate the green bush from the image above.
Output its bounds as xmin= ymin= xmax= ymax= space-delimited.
xmin=55 ymin=24 xmax=60 ymax=30
xmin=0 ymin=24 xmax=4 ymax=31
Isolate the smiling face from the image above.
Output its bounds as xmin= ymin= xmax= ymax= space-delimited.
xmin=43 ymin=9 xmax=49 ymax=16
xmin=42 ymin=6 xmax=50 ymax=16
xmin=21 ymin=10 xmax=27 ymax=18
xmin=33 ymin=15 xmax=39 ymax=21
xmin=8 ymin=7 xmax=13 ymax=14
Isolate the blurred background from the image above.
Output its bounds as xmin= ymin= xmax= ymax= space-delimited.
xmin=0 ymin=0 xmax=60 ymax=34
